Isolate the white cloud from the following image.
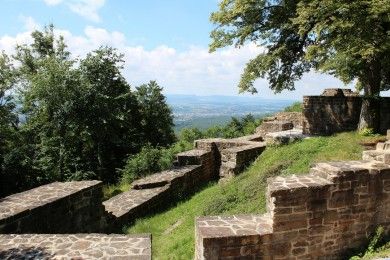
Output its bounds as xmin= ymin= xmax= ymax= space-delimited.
xmin=43 ymin=0 xmax=63 ymax=6
xmin=18 ymin=15 xmax=41 ymax=31
xmin=3 ymin=25 xmax=383 ymax=99
xmin=42 ymin=0 xmax=105 ymax=22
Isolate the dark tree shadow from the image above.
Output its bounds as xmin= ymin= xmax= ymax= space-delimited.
xmin=0 ymin=247 xmax=54 ymax=260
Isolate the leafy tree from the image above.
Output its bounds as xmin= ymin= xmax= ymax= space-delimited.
xmin=78 ymin=47 xmax=142 ymax=182
xmin=0 ymin=25 xmax=176 ymax=195
xmin=136 ymin=81 xmax=175 ymax=147
xmin=210 ymin=0 xmax=390 ymax=132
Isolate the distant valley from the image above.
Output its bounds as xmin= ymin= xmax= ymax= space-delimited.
xmin=166 ymin=95 xmax=296 ymax=131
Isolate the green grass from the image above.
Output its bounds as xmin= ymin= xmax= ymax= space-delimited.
xmin=103 ymin=182 xmax=130 ymax=200
xmin=126 ymin=132 xmax=384 ymax=259
xmin=283 ymin=101 xmax=302 ymax=112
xmin=350 ymin=227 xmax=390 ymax=259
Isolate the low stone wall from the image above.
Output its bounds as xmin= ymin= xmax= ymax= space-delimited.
xmin=195 ymin=137 xmax=266 ymax=181
xmin=0 ymin=234 xmax=151 ymax=259
xmin=303 ymin=88 xmax=390 ymax=135
xmin=103 ymin=165 xmax=205 ymax=231
xmin=0 ymin=181 xmax=106 ymax=234
xmin=195 ymin=134 xmax=390 ymax=259
xmin=103 ymin=136 xmax=266 ymax=230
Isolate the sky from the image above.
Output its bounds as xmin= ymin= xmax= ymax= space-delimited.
xmin=1 ymin=0 xmax=386 ymax=99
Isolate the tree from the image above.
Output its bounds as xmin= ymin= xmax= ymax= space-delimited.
xmin=136 ymin=81 xmax=176 ymax=147
xmin=210 ymin=0 xmax=390 ymax=132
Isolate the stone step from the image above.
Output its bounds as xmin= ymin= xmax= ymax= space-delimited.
xmin=176 ymin=149 xmax=210 ymax=166
xmin=0 ymin=234 xmax=151 ymax=259
xmin=266 ymin=174 xmax=332 ymax=228
xmin=195 ymin=214 xmax=273 ymax=260
xmin=309 ymin=160 xmax=389 ymax=181
xmin=0 ymin=181 xmax=105 ymax=234
xmin=376 ymin=141 xmax=390 ymax=151
xmin=103 ymin=186 xmax=170 ymax=229
xmin=132 ymin=165 xmax=200 ymax=189
xmin=362 ymin=150 xmax=390 ymax=164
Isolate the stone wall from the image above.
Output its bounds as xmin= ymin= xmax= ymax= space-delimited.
xmin=104 ymin=137 xmax=266 ymax=231
xmin=195 ymin=137 xmax=266 ymax=181
xmin=0 ymin=234 xmax=151 ymax=259
xmin=195 ymin=133 xmax=390 ymax=259
xmin=303 ymin=88 xmax=390 ymax=135
xmin=0 ymin=181 xmax=106 ymax=234
xmin=255 ymin=112 xmax=302 ymax=137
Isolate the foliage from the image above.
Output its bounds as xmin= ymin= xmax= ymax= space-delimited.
xmin=127 ymin=132 xmax=380 ymax=259
xmin=350 ymin=226 xmax=390 ymax=260
xmin=283 ymin=101 xmax=302 ymax=112
xmin=0 ymin=26 xmax=175 ymax=197
xmin=136 ymin=81 xmax=176 ymax=147
xmin=210 ymin=0 xmax=390 ymax=94
xmin=359 ymin=128 xmax=377 ymax=137
xmin=121 ymin=145 xmax=175 ymax=184
xmin=210 ymin=0 xmax=390 ymax=131
xmin=178 ymin=114 xmax=261 ymax=142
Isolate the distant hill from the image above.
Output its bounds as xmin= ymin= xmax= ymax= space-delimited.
xmin=165 ymin=94 xmax=297 ymax=131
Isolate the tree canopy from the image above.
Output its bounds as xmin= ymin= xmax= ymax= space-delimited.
xmin=210 ymin=0 xmax=390 ymax=131
xmin=210 ymin=0 xmax=390 ymax=94
xmin=0 ymin=26 xmax=175 ymax=196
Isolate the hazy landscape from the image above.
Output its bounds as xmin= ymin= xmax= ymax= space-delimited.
xmin=167 ymin=95 xmax=296 ymax=130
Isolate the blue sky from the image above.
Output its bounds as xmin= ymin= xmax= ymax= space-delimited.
xmin=0 ymin=0 xmax=216 ymax=50
xmin=2 ymin=0 xmax=386 ymax=99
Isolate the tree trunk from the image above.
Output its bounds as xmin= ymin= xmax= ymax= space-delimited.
xmin=357 ymin=63 xmax=381 ymax=133
xmin=358 ymin=97 xmax=380 ymax=132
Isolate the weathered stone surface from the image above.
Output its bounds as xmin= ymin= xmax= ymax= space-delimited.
xmin=132 ymin=166 xmax=201 ymax=189
xmin=0 ymin=234 xmax=151 ymax=259
xmin=0 ymin=181 xmax=106 ymax=234
xmin=256 ymin=120 xmax=294 ymax=136
xmin=256 ymin=112 xmax=303 ymax=135
xmin=195 ymin=135 xmax=390 ymax=259
xmin=195 ymin=215 xmax=272 ymax=260
xmin=264 ymin=128 xmax=309 ymax=145
xmin=103 ymin=186 xmax=170 ymax=230
xmin=303 ymin=89 xmax=390 ymax=135
xmin=362 ymin=150 xmax=390 ymax=164
xmin=194 ymin=137 xmax=266 ymax=182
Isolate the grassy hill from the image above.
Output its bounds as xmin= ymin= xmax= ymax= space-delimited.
xmin=126 ymin=132 xmax=385 ymax=259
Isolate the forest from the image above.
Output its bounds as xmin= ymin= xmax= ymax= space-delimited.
xmin=0 ymin=26 xmax=266 ymax=198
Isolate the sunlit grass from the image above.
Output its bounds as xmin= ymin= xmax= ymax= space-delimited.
xmin=126 ymin=132 xmax=384 ymax=259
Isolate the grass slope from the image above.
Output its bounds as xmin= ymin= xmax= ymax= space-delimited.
xmin=126 ymin=132 xmax=384 ymax=259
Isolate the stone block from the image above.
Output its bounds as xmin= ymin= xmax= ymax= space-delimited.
xmin=0 ymin=181 xmax=105 ymax=234
xmin=0 ymin=234 xmax=152 ymax=259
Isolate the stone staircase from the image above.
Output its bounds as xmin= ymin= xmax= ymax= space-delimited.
xmin=0 ymin=133 xmax=267 ymax=259
xmin=195 ymin=130 xmax=390 ymax=259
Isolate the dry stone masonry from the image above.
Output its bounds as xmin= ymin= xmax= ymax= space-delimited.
xmin=303 ymin=88 xmax=390 ymax=135
xmin=195 ymin=130 xmax=390 ymax=259
xmin=0 ymin=181 xmax=106 ymax=234
xmin=0 ymin=234 xmax=151 ymax=259
xmin=0 ymin=132 xmax=267 ymax=258
xmin=194 ymin=136 xmax=266 ymax=181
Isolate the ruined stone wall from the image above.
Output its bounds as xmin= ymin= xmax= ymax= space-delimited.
xmin=0 ymin=181 xmax=106 ymax=234
xmin=302 ymin=89 xmax=390 ymax=135
xmin=195 ymin=138 xmax=266 ymax=181
xmin=195 ymin=134 xmax=390 ymax=259
xmin=302 ymin=95 xmax=362 ymax=135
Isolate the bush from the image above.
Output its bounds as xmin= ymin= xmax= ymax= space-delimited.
xmin=359 ymin=128 xmax=376 ymax=137
xmin=121 ymin=145 xmax=174 ymax=183
xmin=283 ymin=102 xmax=302 ymax=112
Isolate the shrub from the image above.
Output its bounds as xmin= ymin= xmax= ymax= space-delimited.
xmin=283 ymin=102 xmax=302 ymax=112
xmin=121 ymin=145 xmax=174 ymax=183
